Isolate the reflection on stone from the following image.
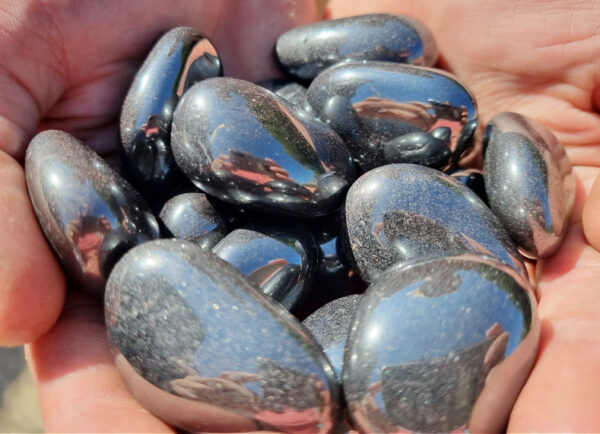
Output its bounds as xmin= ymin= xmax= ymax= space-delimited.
xmin=307 ymin=62 xmax=478 ymax=171
xmin=275 ymin=14 xmax=437 ymax=80
xmin=343 ymin=164 xmax=526 ymax=282
xmin=25 ymin=130 xmax=159 ymax=297
xmin=106 ymin=239 xmax=339 ymax=433
xmin=344 ymin=255 xmax=539 ymax=433
xmin=120 ymin=27 xmax=222 ymax=204
xmin=483 ymin=112 xmax=574 ymax=258
xmin=171 ymin=77 xmax=355 ymax=216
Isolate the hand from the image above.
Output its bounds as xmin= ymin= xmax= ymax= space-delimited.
xmin=329 ymin=0 xmax=600 ymax=431
xmin=0 ymin=1 xmax=318 ymax=431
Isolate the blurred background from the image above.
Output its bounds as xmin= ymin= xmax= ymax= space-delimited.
xmin=0 ymin=346 xmax=43 ymax=432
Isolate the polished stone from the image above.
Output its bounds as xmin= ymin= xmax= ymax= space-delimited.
xmin=344 ymin=255 xmax=539 ymax=433
xmin=259 ymin=79 xmax=310 ymax=112
xmin=159 ymin=192 xmax=228 ymax=250
xmin=302 ymin=295 xmax=361 ymax=380
xmin=213 ymin=225 xmax=318 ymax=315
xmin=447 ymin=167 xmax=488 ymax=205
xmin=171 ymin=77 xmax=355 ymax=216
xmin=274 ymin=14 xmax=437 ymax=80
xmin=343 ymin=164 xmax=526 ymax=282
xmin=483 ymin=112 xmax=574 ymax=258
xmin=105 ymin=239 xmax=339 ymax=433
xmin=383 ymin=131 xmax=451 ymax=169
xmin=307 ymin=62 xmax=478 ymax=171
xmin=25 ymin=130 xmax=160 ymax=297
xmin=120 ymin=27 xmax=222 ymax=202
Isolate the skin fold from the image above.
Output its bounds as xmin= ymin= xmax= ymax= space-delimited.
xmin=0 ymin=0 xmax=599 ymax=431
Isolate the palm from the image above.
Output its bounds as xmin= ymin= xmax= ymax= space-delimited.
xmin=330 ymin=0 xmax=600 ymax=431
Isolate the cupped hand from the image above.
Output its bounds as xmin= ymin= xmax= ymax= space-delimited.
xmin=3 ymin=0 xmax=600 ymax=432
xmin=0 ymin=0 xmax=317 ymax=431
xmin=329 ymin=0 xmax=600 ymax=431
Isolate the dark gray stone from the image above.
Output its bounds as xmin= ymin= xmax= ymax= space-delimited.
xmin=274 ymin=14 xmax=437 ymax=80
xmin=159 ymin=192 xmax=228 ymax=249
xmin=302 ymin=295 xmax=362 ymax=380
xmin=307 ymin=62 xmax=478 ymax=171
xmin=343 ymin=164 xmax=526 ymax=282
xmin=105 ymin=239 xmax=339 ymax=433
xmin=120 ymin=27 xmax=222 ymax=203
xmin=213 ymin=225 xmax=318 ymax=315
xmin=343 ymin=255 xmax=539 ymax=433
xmin=171 ymin=77 xmax=355 ymax=217
xmin=483 ymin=112 xmax=575 ymax=258
xmin=25 ymin=130 xmax=160 ymax=297
xmin=383 ymin=131 xmax=451 ymax=169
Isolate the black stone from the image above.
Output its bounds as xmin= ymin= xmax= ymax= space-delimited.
xmin=25 ymin=130 xmax=160 ymax=297
xmin=446 ymin=167 xmax=488 ymax=205
xmin=159 ymin=192 xmax=229 ymax=250
xmin=483 ymin=112 xmax=574 ymax=258
xmin=120 ymin=27 xmax=222 ymax=203
xmin=274 ymin=14 xmax=437 ymax=80
xmin=259 ymin=79 xmax=311 ymax=113
xmin=343 ymin=255 xmax=539 ymax=433
xmin=105 ymin=239 xmax=339 ymax=433
xmin=213 ymin=224 xmax=318 ymax=315
xmin=343 ymin=164 xmax=526 ymax=282
xmin=306 ymin=62 xmax=478 ymax=171
xmin=171 ymin=77 xmax=355 ymax=217
xmin=382 ymin=131 xmax=451 ymax=169
xmin=302 ymin=295 xmax=362 ymax=380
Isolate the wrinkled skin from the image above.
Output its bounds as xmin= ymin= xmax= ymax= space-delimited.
xmin=0 ymin=0 xmax=600 ymax=431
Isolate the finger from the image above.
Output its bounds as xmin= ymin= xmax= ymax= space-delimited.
xmin=582 ymin=172 xmax=600 ymax=250
xmin=0 ymin=150 xmax=65 ymax=346
xmin=27 ymin=291 xmax=173 ymax=433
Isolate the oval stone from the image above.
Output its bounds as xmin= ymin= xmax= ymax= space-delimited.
xmin=213 ymin=225 xmax=318 ymax=315
xmin=307 ymin=62 xmax=478 ymax=171
xmin=483 ymin=112 xmax=574 ymax=258
xmin=105 ymin=239 xmax=339 ymax=433
xmin=159 ymin=192 xmax=228 ymax=250
xmin=25 ymin=130 xmax=160 ymax=296
xmin=274 ymin=14 xmax=437 ymax=80
xmin=302 ymin=295 xmax=362 ymax=380
xmin=171 ymin=77 xmax=355 ymax=216
xmin=120 ymin=27 xmax=222 ymax=202
xmin=344 ymin=255 xmax=539 ymax=433
xmin=343 ymin=164 xmax=526 ymax=282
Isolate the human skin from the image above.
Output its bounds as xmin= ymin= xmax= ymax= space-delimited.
xmin=1 ymin=0 xmax=600 ymax=431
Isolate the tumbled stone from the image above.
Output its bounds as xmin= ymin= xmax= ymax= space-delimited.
xmin=171 ymin=77 xmax=355 ymax=216
xmin=159 ymin=192 xmax=228 ymax=250
xmin=483 ymin=112 xmax=574 ymax=258
xmin=120 ymin=27 xmax=222 ymax=202
xmin=274 ymin=14 xmax=437 ymax=80
xmin=302 ymin=295 xmax=361 ymax=380
xmin=259 ymin=79 xmax=311 ymax=113
xmin=213 ymin=225 xmax=318 ymax=315
xmin=343 ymin=164 xmax=526 ymax=282
xmin=447 ymin=167 xmax=488 ymax=205
xmin=344 ymin=255 xmax=539 ymax=433
xmin=383 ymin=131 xmax=451 ymax=169
xmin=307 ymin=62 xmax=478 ymax=170
xmin=105 ymin=239 xmax=339 ymax=433
xmin=25 ymin=130 xmax=160 ymax=296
